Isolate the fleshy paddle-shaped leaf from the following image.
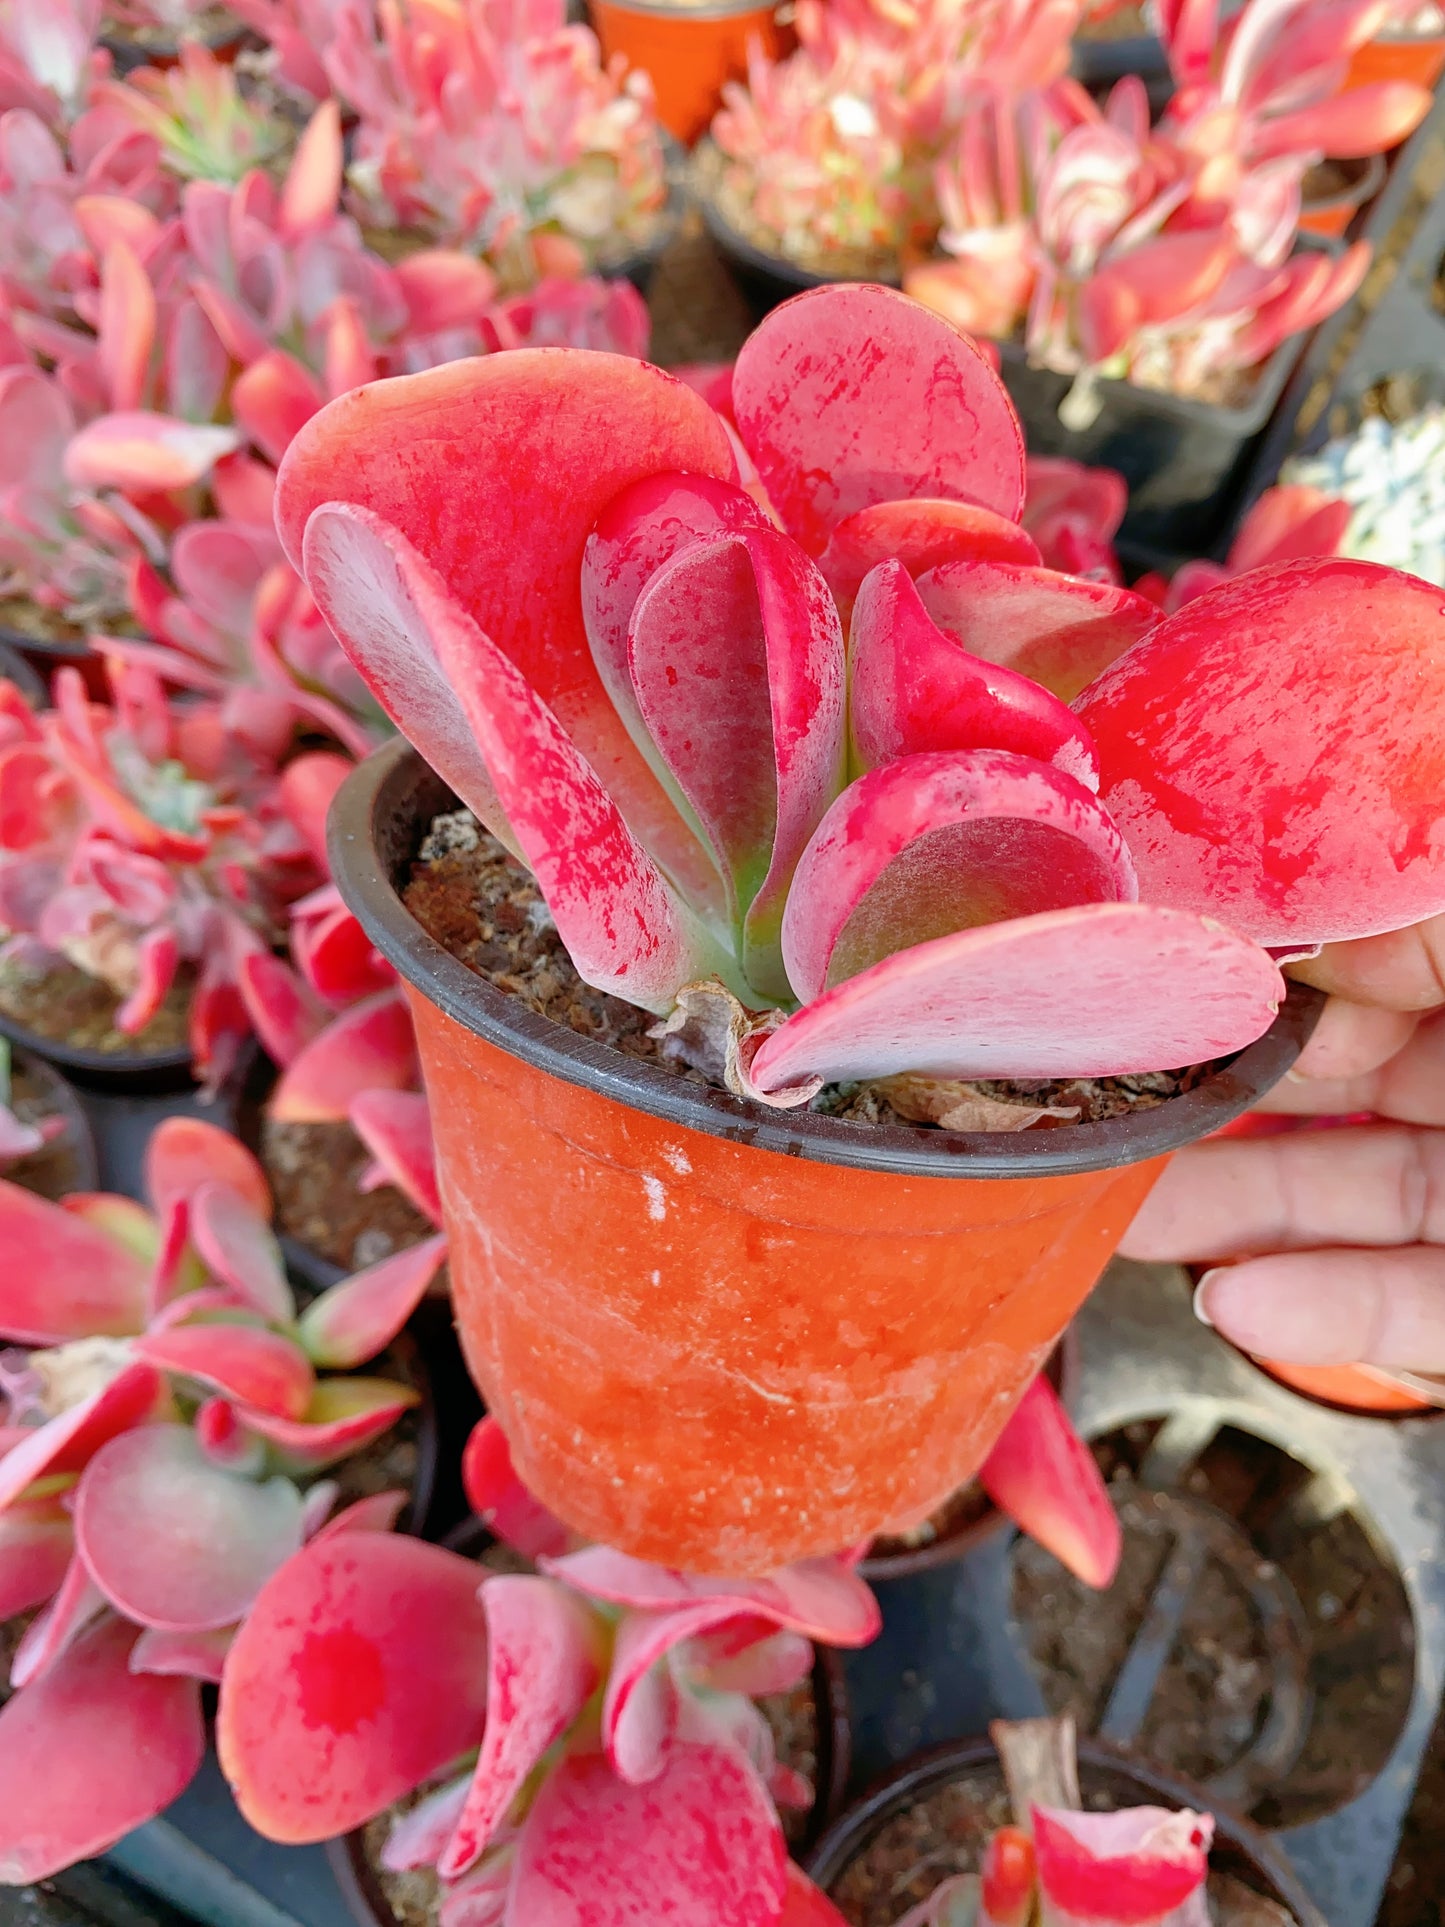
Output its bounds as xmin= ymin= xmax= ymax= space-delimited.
xmin=1032 ymin=1804 xmax=1212 ymax=1919
xmin=979 ymin=1375 xmax=1121 ymax=1588
xmin=269 ymin=988 xmax=418 ymax=1124
xmin=296 ymin=1233 xmax=448 ymax=1369
xmin=0 ymin=1180 xmax=150 ymax=1343
xmin=0 ymin=1363 xmax=163 ymax=1511
xmin=543 ymin=1546 xmax=881 ymax=1647
xmin=508 ymin=1738 xmax=788 ymax=1927
xmin=438 ymin=1575 xmax=603 ymax=1878
xmin=749 ymin=902 xmax=1284 ymax=1096
xmin=188 ymin=1181 xmax=293 ymax=1324
xmin=820 ymin=499 xmax=1041 ymax=619
xmin=850 ymin=563 xmax=1099 ymax=788
xmin=129 ymin=1625 xmax=235 ymax=1683
xmin=0 ymin=1619 xmax=204 ymax=1884
xmin=144 ymin=1116 xmax=272 ymax=1223
xmin=218 ymin=1533 xmax=492 ymax=1842
xmin=75 ymin=1424 xmax=305 ymax=1631
xmin=1075 ymin=559 xmax=1445 ymax=946
xmin=234 ymin=1377 xmax=419 ymax=1473
xmin=0 ymin=1502 xmax=72 ymax=1619
xmin=628 ymin=529 xmax=846 ymax=999
xmin=348 ymin=1089 xmax=442 ymax=1225
xmin=782 ymin=750 xmax=1135 ymax=1003
xmin=731 ymin=285 xmax=1025 ymax=555
xmin=276 ymin=349 xmax=734 ymax=888
xmin=462 ymin=1416 xmax=572 ymax=1560
xmin=306 ymin=507 xmax=727 ymax=1012
xmin=133 ymin=1323 xmax=316 ymax=1419
xmin=916 ymin=561 xmax=1160 ymax=701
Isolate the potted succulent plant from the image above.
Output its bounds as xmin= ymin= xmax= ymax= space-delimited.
xmin=803 ymin=1716 xmax=1328 ymax=1925
xmin=277 ymin=283 xmax=1444 ymax=1578
xmin=0 ymin=1114 xmax=444 ymax=1882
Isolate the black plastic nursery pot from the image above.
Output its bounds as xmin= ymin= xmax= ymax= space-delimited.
xmin=807 ymin=1735 xmax=1330 ymax=1924
xmin=4 ymin=1045 xmax=99 ymax=1198
xmin=328 ymin=739 xmax=1323 ymax=1581
xmin=996 ymin=332 xmax=1304 ymax=553
xmin=0 ymin=638 xmax=48 ymax=710
xmin=99 ymin=19 xmax=254 ymax=74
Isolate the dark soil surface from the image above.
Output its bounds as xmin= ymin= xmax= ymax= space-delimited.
xmin=0 ymin=955 xmax=192 ymax=1057
xmin=262 ymin=1115 xmax=438 ymax=1273
xmin=406 ymin=811 xmax=1223 ymax=1133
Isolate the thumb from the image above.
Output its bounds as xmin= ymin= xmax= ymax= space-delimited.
xmin=1196 ymin=1248 xmax=1445 ymax=1370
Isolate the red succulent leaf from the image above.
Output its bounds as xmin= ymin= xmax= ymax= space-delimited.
xmin=731 ymin=285 xmax=1025 ymax=556
xmin=628 ymin=528 xmax=846 ymax=999
xmin=276 ymin=349 xmax=735 ymax=888
xmin=296 ymin=1233 xmax=448 ymax=1370
xmin=63 ymin=412 xmax=242 ymax=492
xmin=782 ymin=750 xmax=1135 ymax=1003
xmin=236 ymin=950 xmax=329 ymax=1069
xmin=381 ymin=1774 xmax=471 ymax=1871
xmin=779 ymin=1863 xmax=852 ymax=1925
xmin=0 ymin=1180 xmax=151 ymax=1343
xmin=461 ymin=1417 xmax=572 ymax=1561
xmin=75 ymin=1423 xmax=306 ymax=1632
xmin=542 ymin=1547 xmax=881 ymax=1647
xmin=129 ymin=1624 xmax=235 ymax=1683
xmin=348 ymin=1089 xmax=443 ymax=1225
xmin=218 ymin=1533 xmax=492 ymax=1842
xmin=231 ymin=350 xmax=326 ymax=466
xmin=438 ymin=1575 xmax=604 ymax=1878
xmin=0 ymin=1619 xmax=204 ymax=1883
xmin=682 ymin=1624 xmax=814 ymax=1697
xmin=132 ymin=1322 xmax=317 ymax=1420
xmin=848 ymin=563 xmax=1100 ymax=789
xmin=188 ymin=1180 xmax=294 ymax=1325
xmin=9 ymin=1550 xmax=106 ymax=1690
xmin=915 ymin=560 xmax=1159 ymax=702
xmin=979 ymin=1375 xmax=1121 ymax=1588
xmin=749 ymin=902 xmax=1284 ymax=1096
xmin=310 ymin=1490 xmax=410 ymax=1542
xmin=1226 ymin=485 xmax=1351 ymax=574
xmin=278 ymin=752 xmax=353 ymax=870
xmin=1075 ymin=558 xmax=1445 ymax=946
xmin=1032 ymin=1803 xmax=1211 ymax=1921
xmin=439 ymin=1853 xmax=512 ymax=1927
xmin=0 ymin=1363 xmax=164 ymax=1511
xmin=0 ymin=1501 xmax=73 ymax=1620
xmin=269 ymin=987 xmax=419 ymax=1124
xmin=233 ymin=1377 xmax=419 ymax=1474
xmin=508 ymin=1738 xmax=788 ymax=1927
xmin=116 ymin=925 xmax=181 ymax=1035
xmin=292 ymin=889 xmax=395 ymax=1004
xmin=819 ymin=498 xmax=1042 ymax=620
xmin=983 ymin=1827 xmax=1037 ymax=1925
xmin=145 ymin=1116 xmax=272 ymax=1225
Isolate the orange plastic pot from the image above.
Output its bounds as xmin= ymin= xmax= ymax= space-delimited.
xmin=1298 ymin=152 xmax=1386 ymax=238
xmin=588 ymin=0 xmax=794 ymax=146
xmin=332 ymin=741 xmax=1323 ymax=1574
xmin=1344 ymin=27 xmax=1445 ymax=88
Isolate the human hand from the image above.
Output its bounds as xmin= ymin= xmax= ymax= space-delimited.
xmin=1119 ymin=996 xmax=1445 ymax=1370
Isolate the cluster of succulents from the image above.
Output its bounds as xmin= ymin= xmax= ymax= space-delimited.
xmin=1283 ymin=404 xmax=1445 ymax=585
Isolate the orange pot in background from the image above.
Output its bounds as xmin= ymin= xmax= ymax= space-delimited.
xmin=1344 ymin=27 xmax=1445 ymax=89
xmin=589 ymin=0 xmax=795 ymax=145
xmin=333 ymin=742 xmax=1322 ymax=1575
xmin=1298 ymin=151 xmax=1387 ymax=238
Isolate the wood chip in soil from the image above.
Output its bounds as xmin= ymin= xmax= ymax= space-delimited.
xmin=404 ymin=811 xmax=1226 ymax=1132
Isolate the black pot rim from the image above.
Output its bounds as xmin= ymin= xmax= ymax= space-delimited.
xmin=0 ymin=640 xmax=48 ymax=711
xmin=804 ymin=1734 xmax=1329 ymax=1925
xmin=996 ymin=323 xmax=1302 ymax=434
xmin=330 ymin=739 xmax=1324 ymax=1182
xmin=0 ymin=1010 xmax=195 ymax=1090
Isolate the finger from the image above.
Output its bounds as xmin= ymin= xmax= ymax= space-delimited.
xmin=1195 ymin=1248 xmax=1445 ymax=1370
xmin=1258 ymin=996 xmax=1418 ymax=1097
xmin=1257 ymin=1006 xmax=1445 ymax=1126
xmin=1118 ymin=1124 xmax=1445 ymax=1262
xmin=1290 ymin=913 xmax=1445 ymax=1013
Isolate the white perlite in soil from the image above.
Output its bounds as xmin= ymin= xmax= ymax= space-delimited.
xmin=1284 ymin=405 xmax=1445 ymax=586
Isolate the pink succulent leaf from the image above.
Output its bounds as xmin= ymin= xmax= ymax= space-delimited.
xmin=0 ymin=1106 xmax=49 ymax=1162
xmin=131 ymin=1322 xmax=317 ymax=1421
xmin=748 ymin=902 xmax=1285 ymax=1096
xmin=310 ymin=1489 xmax=409 ymax=1543
xmin=296 ymin=1233 xmax=448 ymax=1370
xmin=217 ymin=1532 xmax=492 ymax=1843
xmin=188 ymin=1180 xmax=295 ymax=1325
xmin=541 ymin=1547 xmax=881 ymax=1648
xmin=194 ymin=1395 xmax=267 ymax=1474
xmin=848 ymin=561 xmax=1100 ymax=789
xmin=97 ymin=238 xmax=155 ymax=416
xmin=1023 ymin=457 xmax=1126 ymax=581
xmin=129 ymin=1624 xmax=235 ymax=1683
xmin=779 ymin=1863 xmax=853 ymax=1926
xmin=1074 ymin=558 xmax=1445 ymax=947
xmin=0 ymin=1619 xmax=204 ymax=1884
xmin=269 ymin=987 xmax=419 ymax=1124
xmin=979 ymin=1374 xmax=1121 ymax=1588
xmin=9 ymin=1549 xmax=106 ymax=1691
xmin=116 ymin=924 xmax=181 ymax=1035
xmin=381 ymin=1775 xmax=472 ymax=1872
xmin=782 ymin=749 xmax=1136 ymax=1004
xmin=0 ymin=1362 xmax=163 ymax=1512
xmin=276 ymin=351 xmax=736 ymax=892
xmin=278 ymin=753 xmax=353 ymax=871
xmin=438 ymin=1575 xmax=604 ymax=1879
xmin=731 ymin=284 xmax=1025 ymax=556
xmin=508 ymin=1737 xmax=788 ymax=1927
xmin=144 ymin=1116 xmax=273 ymax=1225
xmin=461 ymin=1416 xmax=572 ymax=1562
xmin=818 ymin=498 xmax=1043 ymax=621
xmin=438 ymin=1852 xmax=513 ymax=1927
xmin=59 ymin=1193 xmax=159 ymax=1265
xmin=236 ymin=950 xmax=329 ymax=1068
xmin=232 ymin=1377 xmax=420 ymax=1474
xmin=347 ymin=1089 xmax=443 ymax=1225
xmin=0 ymin=1502 xmax=73 ymax=1619
xmin=278 ymin=99 xmax=343 ymax=235
xmin=602 ymin=1617 xmax=681 ymax=1786
xmin=0 ymin=1179 xmax=150 ymax=1343
xmin=1225 ymin=485 xmax=1351 ymax=574
xmin=63 ymin=412 xmax=242 ymax=491
xmin=75 ymin=1423 xmax=306 ymax=1632
xmin=682 ymin=1624 xmax=814 ymax=1697
xmin=305 ymin=504 xmax=730 ymax=1013
xmin=1032 ymin=1803 xmax=1212 ymax=1923
xmin=627 ymin=527 xmax=846 ymax=999
xmin=914 ymin=561 xmax=1160 ymax=703
xmin=291 ymin=892 xmax=394 ymax=1004
xmin=231 ymin=350 xmax=326 ymax=467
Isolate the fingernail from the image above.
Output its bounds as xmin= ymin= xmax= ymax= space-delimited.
xmin=1193 ymin=1270 xmax=1223 ymax=1328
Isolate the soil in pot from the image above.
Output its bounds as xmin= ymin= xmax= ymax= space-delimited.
xmin=0 ymin=954 xmax=194 ymax=1061
xmin=262 ymin=1113 xmax=439 ymax=1275
xmin=3 ymin=1051 xmax=94 ymax=1199
xmin=402 ymin=811 xmax=1231 ymax=1134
